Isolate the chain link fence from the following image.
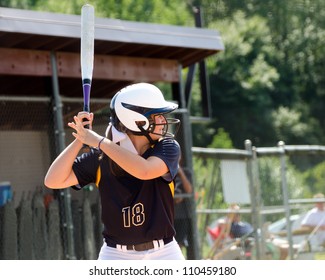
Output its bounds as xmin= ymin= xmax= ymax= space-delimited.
xmin=192 ymin=143 xmax=325 ymax=260
xmin=0 ymin=95 xmax=108 ymax=260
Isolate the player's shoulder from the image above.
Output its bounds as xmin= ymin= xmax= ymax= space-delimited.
xmin=153 ymin=138 xmax=180 ymax=156
xmin=156 ymin=137 xmax=180 ymax=149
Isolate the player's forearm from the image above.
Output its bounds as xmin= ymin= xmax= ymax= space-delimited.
xmin=44 ymin=139 xmax=82 ymax=189
xmin=99 ymin=138 xmax=167 ymax=180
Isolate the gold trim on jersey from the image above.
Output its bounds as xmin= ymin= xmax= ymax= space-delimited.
xmin=95 ymin=166 xmax=101 ymax=188
xmin=169 ymin=180 xmax=175 ymax=197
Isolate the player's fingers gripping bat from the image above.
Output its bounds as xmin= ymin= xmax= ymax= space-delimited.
xmin=81 ymin=4 xmax=95 ymax=129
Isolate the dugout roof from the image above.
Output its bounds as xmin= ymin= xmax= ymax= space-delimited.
xmin=0 ymin=7 xmax=224 ymax=129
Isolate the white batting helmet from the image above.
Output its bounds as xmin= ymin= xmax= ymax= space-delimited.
xmin=110 ymin=83 xmax=179 ymax=139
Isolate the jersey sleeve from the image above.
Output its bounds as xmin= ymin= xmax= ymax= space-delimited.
xmin=71 ymin=148 xmax=101 ymax=190
xmin=152 ymin=138 xmax=180 ymax=182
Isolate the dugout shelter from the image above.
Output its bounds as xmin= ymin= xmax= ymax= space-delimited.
xmin=0 ymin=6 xmax=224 ymax=260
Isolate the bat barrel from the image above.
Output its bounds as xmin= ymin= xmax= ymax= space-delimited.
xmin=81 ymin=4 xmax=94 ymax=115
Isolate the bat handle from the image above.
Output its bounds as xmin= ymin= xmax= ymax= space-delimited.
xmin=83 ymin=80 xmax=91 ymax=129
xmin=82 ymin=80 xmax=91 ymax=150
xmin=81 ymin=113 xmax=90 ymax=150
xmin=82 ymin=106 xmax=90 ymax=129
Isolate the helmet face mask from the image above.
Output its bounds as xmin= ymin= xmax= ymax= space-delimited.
xmin=147 ymin=114 xmax=180 ymax=138
xmin=110 ymin=83 xmax=180 ymax=142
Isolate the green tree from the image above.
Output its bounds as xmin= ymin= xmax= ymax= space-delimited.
xmin=272 ymin=106 xmax=322 ymax=145
xmin=303 ymin=161 xmax=325 ymax=196
xmin=203 ymin=12 xmax=279 ymax=148
xmin=101 ymin=0 xmax=192 ymax=25
xmin=258 ymin=157 xmax=305 ymax=208
xmin=208 ymin=128 xmax=233 ymax=149
xmin=188 ymin=1 xmax=325 ymax=149
xmin=0 ymin=0 xmax=40 ymax=8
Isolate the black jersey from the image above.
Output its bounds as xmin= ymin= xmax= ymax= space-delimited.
xmin=72 ymin=138 xmax=180 ymax=245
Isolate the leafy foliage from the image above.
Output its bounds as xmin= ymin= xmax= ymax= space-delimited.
xmin=272 ymin=106 xmax=322 ymax=145
xmin=258 ymin=157 xmax=305 ymax=207
xmin=303 ymin=161 xmax=325 ymax=196
xmin=208 ymin=128 xmax=233 ymax=149
xmin=190 ymin=1 xmax=325 ymax=150
xmin=204 ymin=12 xmax=279 ymax=148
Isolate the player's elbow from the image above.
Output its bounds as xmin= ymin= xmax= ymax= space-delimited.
xmin=44 ymin=173 xmax=65 ymax=189
xmin=135 ymin=158 xmax=168 ymax=180
xmin=130 ymin=166 xmax=158 ymax=180
xmin=44 ymin=174 xmax=55 ymax=189
xmin=134 ymin=169 xmax=152 ymax=180
xmin=134 ymin=167 xmax=167 ymax=180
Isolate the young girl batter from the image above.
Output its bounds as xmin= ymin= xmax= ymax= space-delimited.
xmin=44 ymin=83 xmax=185 ymax=260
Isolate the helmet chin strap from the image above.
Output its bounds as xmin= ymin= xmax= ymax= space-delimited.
xmin=137 ymin=124 xmax=157 ymax=145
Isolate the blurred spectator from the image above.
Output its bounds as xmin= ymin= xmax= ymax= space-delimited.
xmin=208 ymin=204 xmax=253 ymax=241
xmin=230 ymin=210 xmax=254 ymax=238
xmin=206 ymin=204 xmax=254 ymax=260
xmin=301 ymin=193 xmax=325 ymax=248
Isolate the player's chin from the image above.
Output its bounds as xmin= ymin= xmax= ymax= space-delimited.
xmin=150 ymin=133 xmax=162 ymax=141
